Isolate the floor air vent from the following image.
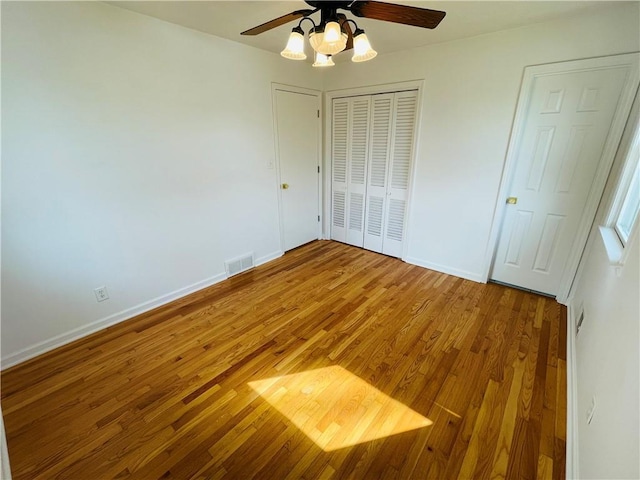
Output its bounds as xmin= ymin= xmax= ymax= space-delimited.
xmin=225 ymin=253 xmax=255 ymax=277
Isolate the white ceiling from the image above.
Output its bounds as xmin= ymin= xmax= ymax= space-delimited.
xmin=108 ymin=1 xmax=619 ymax=63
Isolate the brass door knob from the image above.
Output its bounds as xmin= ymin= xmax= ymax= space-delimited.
xmin=282 ymin=183 xmax=289 ymax=190
xmin=506 ymin=197 xmax=518 ymax=204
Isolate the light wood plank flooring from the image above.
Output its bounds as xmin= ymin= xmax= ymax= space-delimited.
xmin=1 ymin=240 xmax=567 ymax=479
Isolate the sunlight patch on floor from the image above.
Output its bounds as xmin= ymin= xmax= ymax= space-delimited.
xmin=248 ymin=365 xmax=433 ymax=451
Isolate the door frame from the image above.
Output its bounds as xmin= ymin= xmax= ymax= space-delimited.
xmin=481 ymin=53 xmax=640 ymax=304
xmin=323 ymin=80 xmax=424 ymax=260
xmin=271 ymin=83 xmax=322 ymax=252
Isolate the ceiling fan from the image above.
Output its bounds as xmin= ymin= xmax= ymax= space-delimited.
xmin=241 ymin=1 xmax=446 ymax=66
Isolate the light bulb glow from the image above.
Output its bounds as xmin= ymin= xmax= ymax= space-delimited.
xmin=316 ymin=32 xmax=347 ymax=55
xmin=314 ymin=20 xmax=347 ymax=55
xmin=323 ymin=21 xmax=341 ymax=42
xmin=312 ymin=52 xmax=335 ymax=67
xmin=352 ymin=31 xmax=377 ymax=62
xmin=280 ymin=30 xmax=306 ymax=60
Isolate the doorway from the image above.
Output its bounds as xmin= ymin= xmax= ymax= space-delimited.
xmin=489 ymin=54 xmax=639 ymax=301
xmin=273 ymin=85 xmax=321 ymax=252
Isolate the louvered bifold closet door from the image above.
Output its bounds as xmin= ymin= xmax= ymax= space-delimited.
xmin=363 ymin=94 xmax=394 ymax=253
xmin=331 ymin=98 xmax=349 ymax=243
xmin=345 ymin=97 xmax=371 ymax=247
xmin=383 ymin=90 xmax=418 ymax=257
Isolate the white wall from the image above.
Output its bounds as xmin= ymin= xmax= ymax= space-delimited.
xmin=570 ymin=229 xmax=639 ymax=479
xmin=1 ymin=1 xmax=321 ymax=365
xmin=324 ymin=2 xmax=640 ymax=282
xmin=568 ymin=98 xmax=639 ymax=479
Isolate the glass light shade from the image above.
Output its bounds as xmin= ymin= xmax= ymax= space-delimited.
xmin=352 ymin=31 xmax=377 ymax=62
xmin=317 ymin=32 xmax=348 ymax=55
xmin=280 ymin=30 xmax=306 ymax=60
xmin=312 ymin=52 xmax=335 ymax=67
xmin=309 ymin=28 xmax=324 ymax=52
xmin=323 ymin=21 xmax=341 ymax=42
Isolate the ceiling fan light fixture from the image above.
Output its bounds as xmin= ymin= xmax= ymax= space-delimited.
xmin=280 ymin=26 xmax=306 ymax=60
xmin=242 ymin=1 xmax=446 ymax=67
xmin=351 ymin=29 xmax=377 ymax=62
xmin=312 ymin=52 xmax=335 ymax=67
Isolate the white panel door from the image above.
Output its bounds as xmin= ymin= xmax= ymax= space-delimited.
xmin=383 ymin=90 xmax=418 ymax=257
xmin=275 ymin=89 xmax=320 ymax=251
xmin=491 ymin=61 xmax=636 ymax=295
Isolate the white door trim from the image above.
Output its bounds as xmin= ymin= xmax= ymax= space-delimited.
xmin=323 ymin=79 xmax=424 ymax=262
xmin=482 ymin=53 xmax=640 ymax=304
xmin=0 ymin=408 xmax=11 ymax=480
xmin=272 ymin=83 xmax=322 ymax=252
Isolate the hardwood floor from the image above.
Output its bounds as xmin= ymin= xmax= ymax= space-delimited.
xmin=1 ymin=240 xmax=567 ymax=480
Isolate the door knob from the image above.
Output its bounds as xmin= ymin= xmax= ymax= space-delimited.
xmin=281 ymin=183 xmax=289 ymax=190
xmin=506 ymin=197 xmax=518 ymax=204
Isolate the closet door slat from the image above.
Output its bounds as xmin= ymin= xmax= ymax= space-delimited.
xmin=331 ymin=98 xmax=349 ymax=242
xmin=364 ymin=94 xmax=394 ymax=253
xmin=345 ymin=97 xmax=371 ymax=247
xmin=383 ymin=90 xmax=418 ymax=258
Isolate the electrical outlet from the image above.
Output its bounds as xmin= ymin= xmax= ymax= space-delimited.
xmin=586 ymin=396 xmax=596 ymax=424
xmin=94 ymin=286 xmax=109 ymax=302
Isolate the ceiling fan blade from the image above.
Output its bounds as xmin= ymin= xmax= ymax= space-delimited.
xmin=338 ymin=13 xmax=354 ymax=51
xmin=349 ymin=1 xmax=446 ymax=29
xmin=241 ymin=9 xmax=315 ymax=36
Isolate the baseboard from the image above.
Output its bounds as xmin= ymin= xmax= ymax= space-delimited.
xmin=0 ymin=271 xmax=228 ymax=369
xmin=565 ymin=302 xmax=579 ymax=479
xmin=404 ymin=256 xmax=485 ymax=283
xmin=1 ymin=250 xmax=284 ymax=370
xmin=256 ymin=249 xmax=283 ymax=267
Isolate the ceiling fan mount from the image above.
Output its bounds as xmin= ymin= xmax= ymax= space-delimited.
xmin=304 ymin=1 xmax=352 ymax=10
